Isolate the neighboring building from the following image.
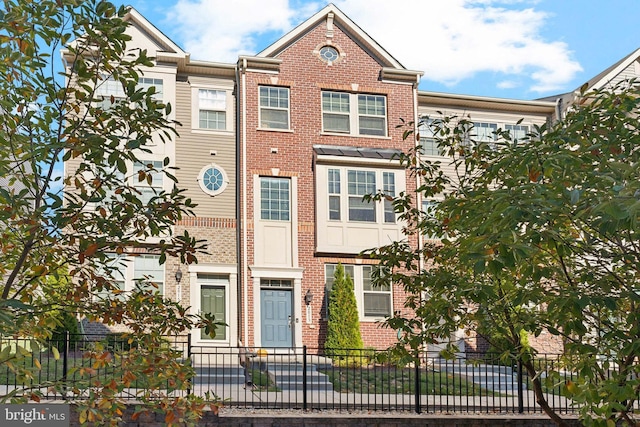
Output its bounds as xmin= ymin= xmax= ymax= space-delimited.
xmin=62 ymin=4 xmax=640 ymax=352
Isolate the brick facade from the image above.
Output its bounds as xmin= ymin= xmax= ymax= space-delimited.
xmin=239 ymin=16 xmax=419 ymax=349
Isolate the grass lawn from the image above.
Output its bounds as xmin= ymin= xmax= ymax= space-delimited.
xmin=321 ymin=365 xmax=493 ymax=396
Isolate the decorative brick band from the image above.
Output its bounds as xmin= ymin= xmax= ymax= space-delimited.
xmin=176 ymin=217 xmax=237 ymax=228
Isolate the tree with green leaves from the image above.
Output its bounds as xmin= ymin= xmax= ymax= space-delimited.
xmin=0 ymin=0 xmax=219 ymax=424
xmin=370 ymin=83 xmax=640 ymax=426
xmin=325 ymin=263 xmax=363 ymax=363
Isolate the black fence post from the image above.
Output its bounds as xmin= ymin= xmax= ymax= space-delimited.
xmin=187 ymin=334 xmax=192 ymax=396
xmin=302 ymin=345 xmax=308 ymax=411
xmin=517 ymin=359 xmax=524 ymax=413
xmin=414 ymin=352 xmax=421 ymax=414
xmin=62 ymin=331 xmax=69 ymax=399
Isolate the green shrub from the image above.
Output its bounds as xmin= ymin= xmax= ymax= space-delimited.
xmin=325 ymin=263 xmax=363 ymax=364
xmin=50 ymin=311 xmax=80 ymax=352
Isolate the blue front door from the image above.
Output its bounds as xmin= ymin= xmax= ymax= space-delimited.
xmin=260 ymin=289 xmax=292 ymax=347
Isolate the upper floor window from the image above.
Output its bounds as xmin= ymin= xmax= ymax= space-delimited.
xmin=322 ymin=91 xmax=387 ymax=137
xmin=259 ymin=86 xmax=289 ymax=129
xmin=138 ymin=78 xmax=163 ymax=100
xmin=505 ymin=124 xmax=529 ymax=142
xmin=260 ymin=177 xmax=290 ymax=221
xmin=198 ymin=89 xmax=226 ymax=130
xmin=327 ymin=167 xmax=397 ymax=224
xmin=133 ymin=160 xmax=163 ymax=205
xmin=418 ymin=118 xmax=443 ymax=156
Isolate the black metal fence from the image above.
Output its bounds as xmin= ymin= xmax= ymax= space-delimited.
xmin=0 ymin=334 xmax=600 ymax=414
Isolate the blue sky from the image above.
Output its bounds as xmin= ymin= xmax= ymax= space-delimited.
xmin=116 ymin=0 xmax=639 ymax=100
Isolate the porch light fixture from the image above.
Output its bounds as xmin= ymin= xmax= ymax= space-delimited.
xmin=175 ymin=267 xmax=183 ymax=284
xmin=304 ymin=289 xmax=313 ymax=305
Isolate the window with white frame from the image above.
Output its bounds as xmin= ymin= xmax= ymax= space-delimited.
xmin=259 ymin=86 xmax=289 ymax=129
xmin=198 ymin=89 xmax=226 ymax=130
xmin=471 ymin=122 xmax=498 ymax=145
xmin=95 ymin=76 xmax=126 ymax=110
xmin=133 ymin=254 xmax=164 ymax=294
xmin=418 ymin=118 xmax=443 ymax=156
xmin=133 ymin=160 xmax=163 ymax=204
xmin=505 ymin=124 xmax=529 ymax=142
xmin=95 ymin=76 xmax=164 ymax=110
xmin=138 ymin=78 xmax=163 ymax=100
xmin=260 ymin=177 xmax=290 ymax=221
xmin=325 ymin=264 xmax=392 ymax=320
xmin=326 ymin=166 xmax=398 ymax=224
xmin=97 ymin=254 xmax=164 ymax=298
xmin=322 ymin=91 xmax=387 ymax=136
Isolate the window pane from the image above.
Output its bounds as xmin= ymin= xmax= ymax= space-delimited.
xmin=260 ymin=109 xmax=288 ymax=129
xmin=473 ymin=122 xmax=497 ymax=142
xmin=328 ymin=169 xmax=341 ymax=220
xmin=363 ymin=293 xmax=391 ymax=317
xmin=358 ymin=95 xmax=385 ymax=115
xmin=329 ymin=195 xmax=340 ymax=220
xmin=323 ymin=113 xmax=350 ymax=133
xmin=260 ymin=177 xmax=290 ymax=221
xmin=505 ymin=124 xmax=529 ymax=141
xmin=138 ymin=78 xmax=163 ymax=100
xmin=359 ymin=116 xmax=385 ymax=136
xmin=134 ymin=161 xmax=163 ymax=204
xmin=199 ymin=110 xmax=226 ymax=130
xmin=134 ymin=255 xmax=164 ymax=294
xmin=383 ymin=172 xmax=395 ymax=223
xmin=200 ymin=89 xmax=226 ymax=110
xmin=349 ymin=197 xmax=375 ymax=221
xmin=322 ymin=92 xmax=350 ymax=112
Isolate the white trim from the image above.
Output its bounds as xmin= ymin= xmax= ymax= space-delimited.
xmin=197 ymin=163 xmax=229 ymax=196
xmin=189 ymin=264 xmax=238 ymax=346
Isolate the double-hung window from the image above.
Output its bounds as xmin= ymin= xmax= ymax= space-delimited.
xmin=325 ymin=264 xmax=392 ymax=320
xmin=259 ymin=86 xmax=290 ymax=129
xmin=347 ymin=170 xmax=376 ymax=222
xmin=134 ymin=254 xmax=164 ymax=294
xmin=419 ymin=118 xmax=442 ymax=156
xmin=322 ymin=91 xmax=387 ymax=136
xmin=95 ymin=76 xmax=126 ymax=110
xmin=133 ymin=160 xmax=163 ymax=205
xmin=198 ymin=89 xmax=227 ymax=130
xmin=260 ymin=177 xmax=290 ymax=221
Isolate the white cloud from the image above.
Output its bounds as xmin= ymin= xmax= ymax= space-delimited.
xmin=166 ymin=0 xmax=582 ymax=94
xmin=167 ymin=0 xmax=321 ymax=61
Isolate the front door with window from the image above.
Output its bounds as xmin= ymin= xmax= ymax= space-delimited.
xmin=199 ymin=275 xmax=228 ymax=341
xmin=260 ymin=288 xmax=292 ymax=347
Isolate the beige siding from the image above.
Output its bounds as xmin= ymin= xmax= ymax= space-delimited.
xmin=175 ymin=78 xmax=237 ymax=219
xmin=609 ymin=61 xmax=640 ymax=88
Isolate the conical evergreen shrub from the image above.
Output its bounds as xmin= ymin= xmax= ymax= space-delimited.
xmin=325 ymin=263 xmax=363 ymax=365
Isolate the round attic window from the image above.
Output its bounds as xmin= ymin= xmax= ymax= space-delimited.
xmin=319 ymin=45 xmax=339 ymax=63
xmin=198 ymin=164 xmax=228 ymax=196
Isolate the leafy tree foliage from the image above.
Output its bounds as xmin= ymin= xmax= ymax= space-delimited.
xmin=0 ymin=0 xmax=218 ymax=424
xmin=325 ymin=263 xmax=363 ymax=362
xmin=370 ymin=83 xmax=640 ymax=426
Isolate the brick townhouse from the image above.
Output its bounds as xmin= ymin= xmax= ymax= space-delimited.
xmin=64 ymin=3 xmax=640 ymax=353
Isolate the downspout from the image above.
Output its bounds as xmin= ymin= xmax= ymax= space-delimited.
xmin=235 ymin=63 xmax=242 ymax=347
xmin=413 ymin=77 xmax=423 ymax=275
xmin=555 ymin=97 xmax=564 ymax=123
xmin=241 ymin=58 xmax=249 ymax=347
